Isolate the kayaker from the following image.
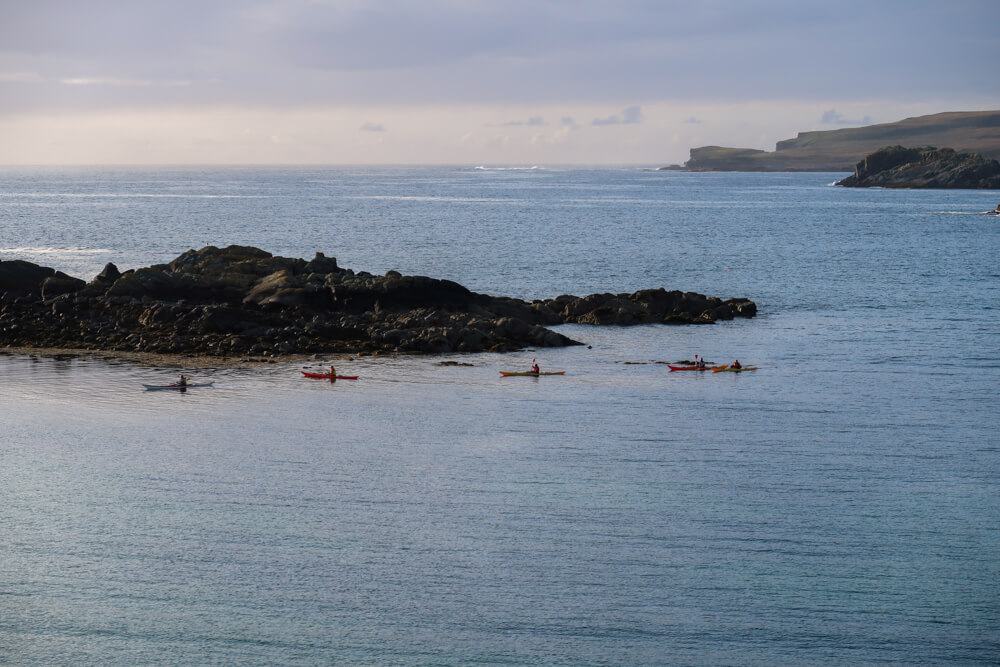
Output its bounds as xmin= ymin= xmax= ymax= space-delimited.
xmin=330 ymin=365 xmax=336 ymax=381
xmin=531 ymin=359 xmax=540 ymax=374
xmin=732 ymin=360 xmax=742 ymax=369
xmin=178 ymin=374 xmax=188 ymax=387
xmin=696 ymin=355 xmax=706 ymax=368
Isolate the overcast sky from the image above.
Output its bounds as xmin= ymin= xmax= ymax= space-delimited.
xmin=1 ymin=0 xmax=997 ymax=165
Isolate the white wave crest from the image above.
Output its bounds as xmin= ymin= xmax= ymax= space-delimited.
xmin=0 ymin=246 xmax=111 ymax=255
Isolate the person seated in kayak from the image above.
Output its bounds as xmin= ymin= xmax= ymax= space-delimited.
xmin=696 ymin=356 xmax=706 ymax=368
xmin=330 ymin=365 xmax=336 ymax=377
xmin=178 ymin=375 xmax=188 ymax=387
xmin=732 ymin=360 xmax=742 ymax=369
xmin=531 ymin=360 xmax=540 ymax=374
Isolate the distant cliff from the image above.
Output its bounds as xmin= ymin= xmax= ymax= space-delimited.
xmin=678 ymin=111 xmax=1000 ymax=172
xmin=837 ymin=146 xmax=1000 ymax=188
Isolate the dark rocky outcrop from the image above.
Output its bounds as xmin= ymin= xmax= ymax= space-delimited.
xmin=837 ymin=145 xmax=1000 ymax=188
xmin=0 ymin=245 xmax=756 ymax=357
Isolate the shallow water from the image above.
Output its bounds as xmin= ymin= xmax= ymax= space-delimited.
xmin=1 ymin=167 xmax=998 ymax=664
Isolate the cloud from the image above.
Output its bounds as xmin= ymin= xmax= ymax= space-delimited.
xmin=592 ymin=105 xmax=643 ymax=126
xmin=821 ymin=109 xmax=872 ymax=125
xmin=501 ymin=115 xmax=547 ymax=127
xmin=60 ymin=76 xmax=192 ymax=87
xmin=683 ymin=116 xmax=701 ymax=124
xmin=1 ymin=1 xmax=998 ymax=114
xmin=0 ymin=71 xmax=45 ymax=83
xmin=561 ymin=117 xmax=578 ymax=128
xmin=360 ymin=122 xmax=385 ymax=132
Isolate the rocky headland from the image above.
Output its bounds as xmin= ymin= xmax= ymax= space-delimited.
xmin=836 ymin=145 xmax=1000 ymax=188
xmin=674 ymin=110 xmax=1000 ymax=172
xmin=0 ymin=245 xmax=757 ymax=358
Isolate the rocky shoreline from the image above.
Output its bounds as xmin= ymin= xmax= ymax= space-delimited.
xmin=837 ymin=145 xmax=1000 ymax=188
xmin=1 ymin=245 xmax=757 ymax=359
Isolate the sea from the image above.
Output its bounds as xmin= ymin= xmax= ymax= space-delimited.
xmin=1 ymin=166 xmax=998 ymax=665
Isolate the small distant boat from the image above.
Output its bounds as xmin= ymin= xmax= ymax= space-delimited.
xmin=499 ymin=370 xmax=566 ymax=377
xmin=712 ymin=366 xmax=758 ymax=373
xmin=668 ymin=365 xmax=723 ymax=371
xmin=301 ymin=371 xmax=359 ymax=380
xmin=143 ymin=382 xmax=214 ymax=391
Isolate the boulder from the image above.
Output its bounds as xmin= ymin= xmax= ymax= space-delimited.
xmin=105 ymin=267 xmax=180 ymax=300
xmin=95 ymin=262 xmax=122 ymax=283
xmin=0 ymin=260 xmax=55 ymax=299
xmin=41 ymin=273 xmax=86 ymax=301
xmin=304 ymin=252 xmax=339 ymax=274
xmin=243 ymin=270 xmax=300 ymax=306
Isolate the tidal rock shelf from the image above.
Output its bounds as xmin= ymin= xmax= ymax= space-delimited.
xmin=0 ymin=245 xmax=757 ymax=358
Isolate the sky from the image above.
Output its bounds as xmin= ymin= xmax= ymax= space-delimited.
xmin=1 ymin=0 xmax=998 ymax=165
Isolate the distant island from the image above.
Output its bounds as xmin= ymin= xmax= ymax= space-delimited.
xmin=0 ymin=246 xmax=756 ymax=359
xmin=669 ymin=110 xmax=1000 ymax=172
xmin=837 ymin=146 xmax=1000 ymax=189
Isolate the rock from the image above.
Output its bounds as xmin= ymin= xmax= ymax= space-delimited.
xmin=51 ymin=298 xmax=72 ymax=316
xmin=95 ymin=262 xmax=122 ymax=283
xmin=304 ymin=252 xmax=340 ymax=274
xmin=838 ymin=145 xmax=1000 ymax=188
xmin=243 ymin=270 xmax=299 ymax=305
xmin=41 ymin=273 xmax=86 ymax=301
xmin=0 ymin=245 xmax=757 ymax=356
xmin=0 ymin=260 xmax=55 ymax=299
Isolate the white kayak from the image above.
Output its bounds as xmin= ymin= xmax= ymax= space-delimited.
xmin=143 ymin=382 xmax=214 ymax=391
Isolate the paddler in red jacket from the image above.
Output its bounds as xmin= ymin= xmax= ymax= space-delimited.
xmin=531 ymin=359 xmax=540 ymax=374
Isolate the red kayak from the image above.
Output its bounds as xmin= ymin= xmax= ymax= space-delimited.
xmin=667 ymin=365 xmax=721 ymax=371
xmin=302 ymin=371 xmax=359 ymax=380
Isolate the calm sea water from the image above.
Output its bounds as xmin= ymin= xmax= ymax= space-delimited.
xmin=1 ymin=167 xmax=998 ymax=665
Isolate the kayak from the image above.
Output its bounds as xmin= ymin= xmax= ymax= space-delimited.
xmin=499 ymin=371 xmax=566 ymax=376
xmin=143 ymin=382 xmax=214 ymax=390
xmin=302 ymin=371 xmax=359 ymax=380
xmin=712 ymin=366 xmax=758 ymax=373
xmin=668 ymin=365 xmax=722 ymax=371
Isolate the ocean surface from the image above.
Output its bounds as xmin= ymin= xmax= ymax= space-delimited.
xmin=1 ymin=166 xmax=998 ymax=665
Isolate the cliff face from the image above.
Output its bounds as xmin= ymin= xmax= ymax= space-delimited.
xmin=681 ymin=110 xmax=1000 ymax=172
xmin=837 ymin=146 xmax=1000 ymax=188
